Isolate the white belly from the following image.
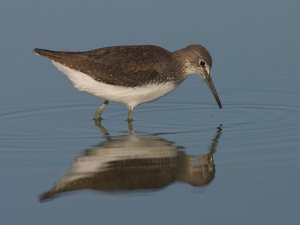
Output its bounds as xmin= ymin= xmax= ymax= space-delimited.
xmin=52 ymin=61 xmax=176 ymax=109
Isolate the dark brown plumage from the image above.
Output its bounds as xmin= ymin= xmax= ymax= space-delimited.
xmin=34 ymin=45 xmax=182 ymax=87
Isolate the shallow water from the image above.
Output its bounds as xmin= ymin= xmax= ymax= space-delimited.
xmin=1 ymin=1 xmax=300 ymax=224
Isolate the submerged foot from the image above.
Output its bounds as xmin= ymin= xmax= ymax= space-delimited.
xmin=94 ymin=118 xmax=110 ymax=136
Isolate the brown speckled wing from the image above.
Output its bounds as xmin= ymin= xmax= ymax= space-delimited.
xmin=34 ymin=45 xmax=175 ymax=87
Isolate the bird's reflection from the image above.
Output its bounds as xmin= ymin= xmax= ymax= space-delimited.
xmin=40 ymin=122 xmax=222 ymax=202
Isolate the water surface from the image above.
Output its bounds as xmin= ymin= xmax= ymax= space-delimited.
xmin=1 ymin=1 xmax=300 ymax=224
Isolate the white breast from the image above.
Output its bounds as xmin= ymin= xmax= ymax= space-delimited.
xmin=52 ymin=61 xmax=177 ymax=109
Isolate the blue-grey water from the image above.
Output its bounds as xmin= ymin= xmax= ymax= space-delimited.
xmin=1 ymin=0 xmax=300 ymax=224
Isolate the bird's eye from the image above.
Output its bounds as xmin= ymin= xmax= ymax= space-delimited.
xmin=199 ymin=59 xmax=206 ymax=67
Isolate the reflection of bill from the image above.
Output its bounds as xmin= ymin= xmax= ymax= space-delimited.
xmin=40 ymin=124 xmax=222 ymax=202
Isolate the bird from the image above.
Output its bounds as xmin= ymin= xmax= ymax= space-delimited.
xmin=33 ymin=44 xmax=222 ymax=121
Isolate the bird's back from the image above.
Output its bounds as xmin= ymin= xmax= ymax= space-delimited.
xmin=34 ymin=45 xmax=176 ymax=87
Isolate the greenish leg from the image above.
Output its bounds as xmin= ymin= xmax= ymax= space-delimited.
xmin=127 ymin=119 xmax=134 ymax=134
xmin=94 ymin=100 xmax=109 ymax=120
xmin=94 ymin=118 xmax=110 ymax=136
xmin=127 ymin=107 xmax=133 ymax=121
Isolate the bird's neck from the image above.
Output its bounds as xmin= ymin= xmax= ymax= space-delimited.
xmin=172 ymin=51 xmax=194 ymax=78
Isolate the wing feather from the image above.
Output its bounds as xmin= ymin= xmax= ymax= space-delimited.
xmin=34 ymin=45 xmax=173 ymax=87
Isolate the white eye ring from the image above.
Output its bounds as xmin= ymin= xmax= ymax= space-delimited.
xmin=199 ymin=59 xmax=206 ymax=67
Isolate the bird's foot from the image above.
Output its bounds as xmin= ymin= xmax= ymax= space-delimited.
xmin=94 ymin=118 xmax=110 ymax=136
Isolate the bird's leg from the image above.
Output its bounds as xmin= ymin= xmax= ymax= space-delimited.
xmin=94 ymin=100 xmax=109 ymax=120
xmin=127 ymin=119 xmax=134 ymax=134
xmin=94 ymin=118 xmax=110 ymax=137
xmin=127 ymin=106 xmax=133 ymax=121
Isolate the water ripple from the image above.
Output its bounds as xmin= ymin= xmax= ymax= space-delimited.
xmin=0 ymin=102 xmax=299 ymax=143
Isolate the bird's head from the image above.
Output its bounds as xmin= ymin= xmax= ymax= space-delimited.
xmin=174 ymin=45 xmax=222 ymax=109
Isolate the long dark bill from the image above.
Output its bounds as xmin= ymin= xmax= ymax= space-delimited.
xmin=204 ymin=76 xmax=222 ymax=109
